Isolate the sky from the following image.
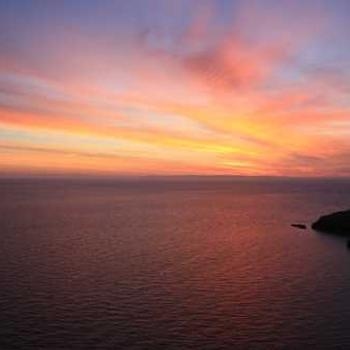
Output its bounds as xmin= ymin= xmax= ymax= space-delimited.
xmin=0 ymin=0 xmax=349 ymax=177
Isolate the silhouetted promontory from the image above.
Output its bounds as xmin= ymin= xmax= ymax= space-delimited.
xmin=312 ymin=210 xmax=350 ymax=236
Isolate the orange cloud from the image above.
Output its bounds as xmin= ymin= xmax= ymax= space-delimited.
xmin=0 ymin=1 xmax=349 ymax=177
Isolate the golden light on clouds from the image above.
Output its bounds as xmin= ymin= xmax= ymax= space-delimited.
xmin=0 ymin=1 xmax=349 ymax=177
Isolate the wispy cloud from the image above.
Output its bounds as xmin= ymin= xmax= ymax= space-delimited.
xmin=0 ymin=0 xmax=349 ymax=176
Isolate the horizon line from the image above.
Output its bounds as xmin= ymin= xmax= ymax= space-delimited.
xmin=1 ymin=173 xmax=350 ymax=182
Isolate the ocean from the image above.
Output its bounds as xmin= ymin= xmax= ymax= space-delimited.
xmin=0 ymin=177 xmax=350 ymax=349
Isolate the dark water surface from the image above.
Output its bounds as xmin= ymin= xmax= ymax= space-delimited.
xmin=1 ymin=178 xmax=350 ymax=349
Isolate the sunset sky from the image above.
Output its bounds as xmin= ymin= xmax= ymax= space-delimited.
xmin=0 ymin=0 xmax=349 ymax=177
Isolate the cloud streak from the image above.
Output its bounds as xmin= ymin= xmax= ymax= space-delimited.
xmin=0 ymin=0 xmax=349 ymax=176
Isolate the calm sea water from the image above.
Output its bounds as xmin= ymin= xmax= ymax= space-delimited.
xmin=0 ymin=177 xmax=350 ymax=349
